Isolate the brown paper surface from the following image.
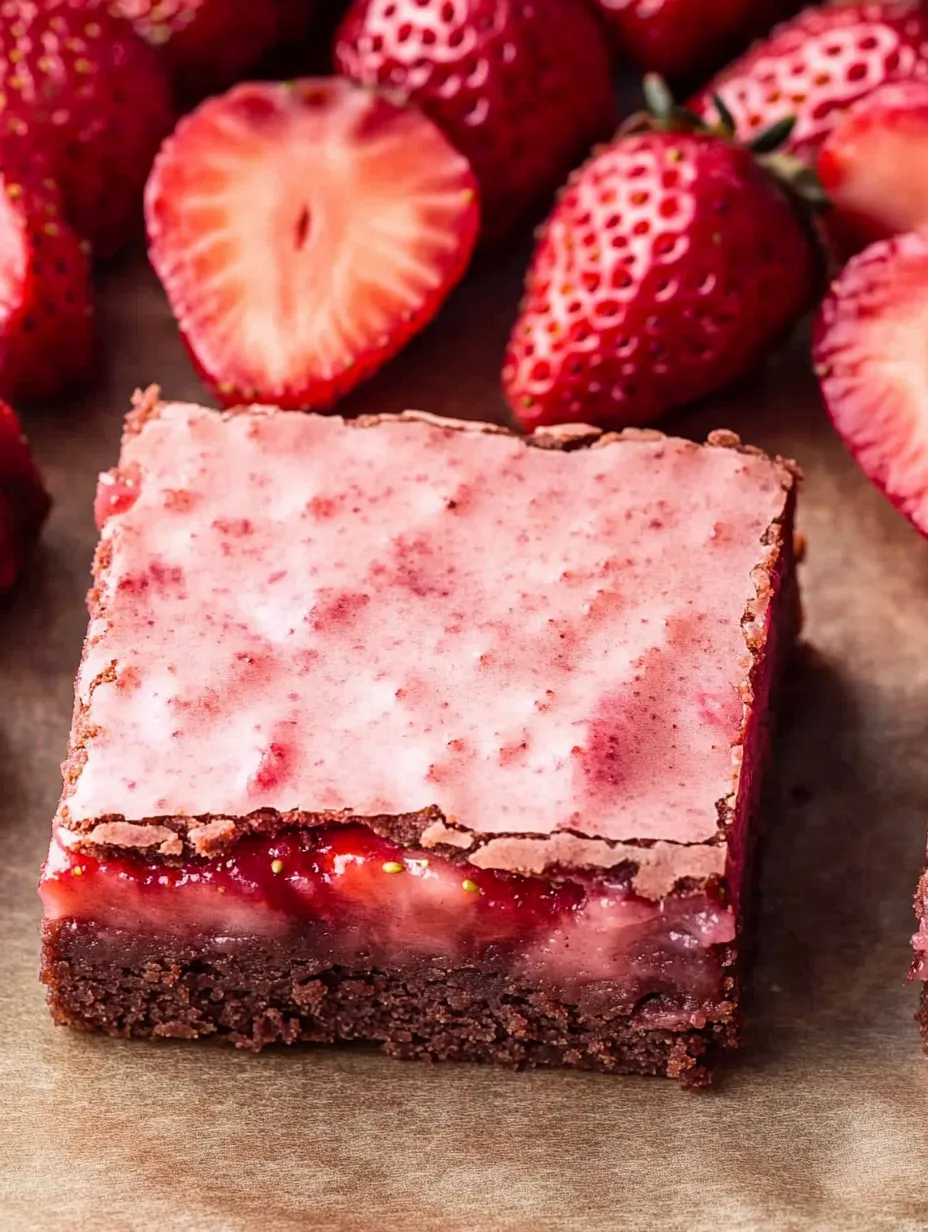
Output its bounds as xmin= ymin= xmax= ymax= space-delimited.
xmin=2 ymin=248 xmax=928 ymax=1232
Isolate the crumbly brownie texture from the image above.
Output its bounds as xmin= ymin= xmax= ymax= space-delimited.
xmin=42 ymin=547 xmax=799 ymax=1085
xmin=911 ymin=873 xmax=928 ymax=1045
xmin=43 ymin=922 xmax=739 ymax=1084
xmin=42 ymin=391 xmax=801 ymax=1082
xmin=912 ymin=977 xmax=928 ymax=1060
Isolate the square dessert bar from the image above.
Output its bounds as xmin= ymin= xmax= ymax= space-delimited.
xmin=41 ymin=389 xmax=800 ymax=1084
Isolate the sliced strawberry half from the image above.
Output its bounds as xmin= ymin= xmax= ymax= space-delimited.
xmin=814 ymin=229 xmax=928 ymax=536
xmin=145 ymin=78 xmax=480 ymax=410
xmin=818 ymin=82 xmax=928 ymax=258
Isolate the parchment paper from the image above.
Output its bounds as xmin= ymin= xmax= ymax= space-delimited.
xmin=2 ymin=245 xmax=928 ymax=1232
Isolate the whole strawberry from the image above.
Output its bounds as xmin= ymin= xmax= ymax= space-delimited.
xmin=590 ymin=0 xmax=796 ymax=82
xmin=334 ymin=0 xmax=617 ymax=242
xmin=145 ymin=78 xmax=479 ymax=410
xmin=691 ymin=2 xmax=928 ymax=164
xmin=503 ymin=82 xmax=820 ymax=431
xmin=0 ymin=0 xmax=174 ymax=258
xmin=110 ymin=0 xmax=282 ymax=102
xmin=0 ymin=146 xmax=94 ymax=404
xmin=0 ymin=399 xmax=51 ymax=593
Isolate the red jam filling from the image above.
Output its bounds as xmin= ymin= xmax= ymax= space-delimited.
xmin=42 ymin=824 xmax=736 ymax=1024
xmin=94 ymin=465 xmax=141 ymax=530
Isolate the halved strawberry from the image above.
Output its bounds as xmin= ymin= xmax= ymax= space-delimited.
xmin=818 ymin=81 xmax=928 ymax=258
xmin=813 ymin=229 xmax=928 ymax=536
xmin=334 ymin=0 xmax=616 ymax=243
xmin=145 ymin=78 xmax=479 ymax=410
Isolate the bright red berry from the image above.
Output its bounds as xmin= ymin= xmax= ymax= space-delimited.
xmin=691 ymin=2 xmax=928 ymax=163
xmin=503 ymin=127 xmax=818 ymax=431
xmin=334 ymin=0 xmax=617 ymax=242
xmin=0 ymin=147 xmax=94 ymax=404
xmin=814 ymin=228 xmax=928 ymax=538
xmin=0 ymin=0 xmax=174 ymax=258
xmin=818 ymin=80 xmax=928 ymax=258
xmin=145 ymin=78 xmax=479 ymax=410
xmin=0 ymin=398 xmax=51 ymax=593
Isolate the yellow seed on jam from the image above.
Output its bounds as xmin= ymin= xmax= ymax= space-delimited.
xmin=72 ymin=867 xmax=84 ymax=877
xmin=382 ymin=861 xmax=404 ymax=874
xmin=270 ymin=859 xmax=284 ymax=875
xmin=217 ymin=886 xmax=226 ymax=894
xmin=461 ymin=879 xmax=481 ymax=894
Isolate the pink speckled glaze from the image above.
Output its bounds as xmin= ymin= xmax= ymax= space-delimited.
xmin=63 ymin=404 xmax=789 ymax=848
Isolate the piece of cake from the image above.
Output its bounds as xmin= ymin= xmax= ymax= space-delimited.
xmin=40 ymin=389 xmax=800 ymax=1084
xmin=912 ymin=878 xmax=928 ymax=1040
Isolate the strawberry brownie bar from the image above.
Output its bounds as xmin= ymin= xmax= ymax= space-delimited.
xmin=40 ymin=390 xmax=800 ymax=1084
xmin=911 ymin=877 xmax=928 ymax=1041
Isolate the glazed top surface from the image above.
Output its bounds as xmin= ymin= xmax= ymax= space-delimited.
xmin=64 ymin=403 xmax=790 ymax=847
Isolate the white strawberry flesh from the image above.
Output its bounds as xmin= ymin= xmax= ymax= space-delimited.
xmin=145 ymin=78 xmax=479 ymax=409
xmin=814 ymin=228 xmax=928 ymax=536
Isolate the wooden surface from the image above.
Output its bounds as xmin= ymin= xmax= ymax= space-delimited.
xmin=2 ymin=246 xmax=928 ymax=1231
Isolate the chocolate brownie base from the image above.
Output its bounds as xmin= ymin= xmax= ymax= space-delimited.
xmin=42 ymin=920 xmax=737 ymax=1085
xmin=916 ymin=984 xmax=928 ymax=1049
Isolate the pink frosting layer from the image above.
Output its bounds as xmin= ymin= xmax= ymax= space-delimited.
xmin=63 ymin=404 xmax=789 ymax=846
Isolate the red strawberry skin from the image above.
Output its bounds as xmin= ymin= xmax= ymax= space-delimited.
xmin=0 ymin=0 xmax=174 ymax=258
xmin=814 ymin=229 xmax=928 ymax=537
xmin=111 ymin=0 xmax=282 ymax=101
xmin=0 ymin=151 xmax=94 ymax=404
xmin=0 ymin=399 xmax=51 ymax=593
xmin=818 ymin=80 xmax=928 ymax=257
xmin=691 ymin=2 xmax=928 ymax=163
xmin=334 ymin=0 xmax=617 ymax=242
xmin=145 ymin=78 xmax=479 ymax=410
xmin=590 ymin=0 xmax=795 ymax=82
xmin=503 ymin=131 xmax=817 ymax=431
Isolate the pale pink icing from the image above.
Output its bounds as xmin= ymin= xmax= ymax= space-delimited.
xmin=63 ymin=404 xmax=789 ymax=847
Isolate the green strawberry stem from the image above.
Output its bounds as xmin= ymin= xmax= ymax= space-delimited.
xmin=633 ymin=73 xmax=829 ymax=215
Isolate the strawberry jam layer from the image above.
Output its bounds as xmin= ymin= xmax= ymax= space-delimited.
xmin=42 ymin=824 xmax=736 ymax=1026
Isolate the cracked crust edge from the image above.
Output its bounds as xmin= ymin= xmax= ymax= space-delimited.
xmin=56 ymin=391 xmax=800 ymax=898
